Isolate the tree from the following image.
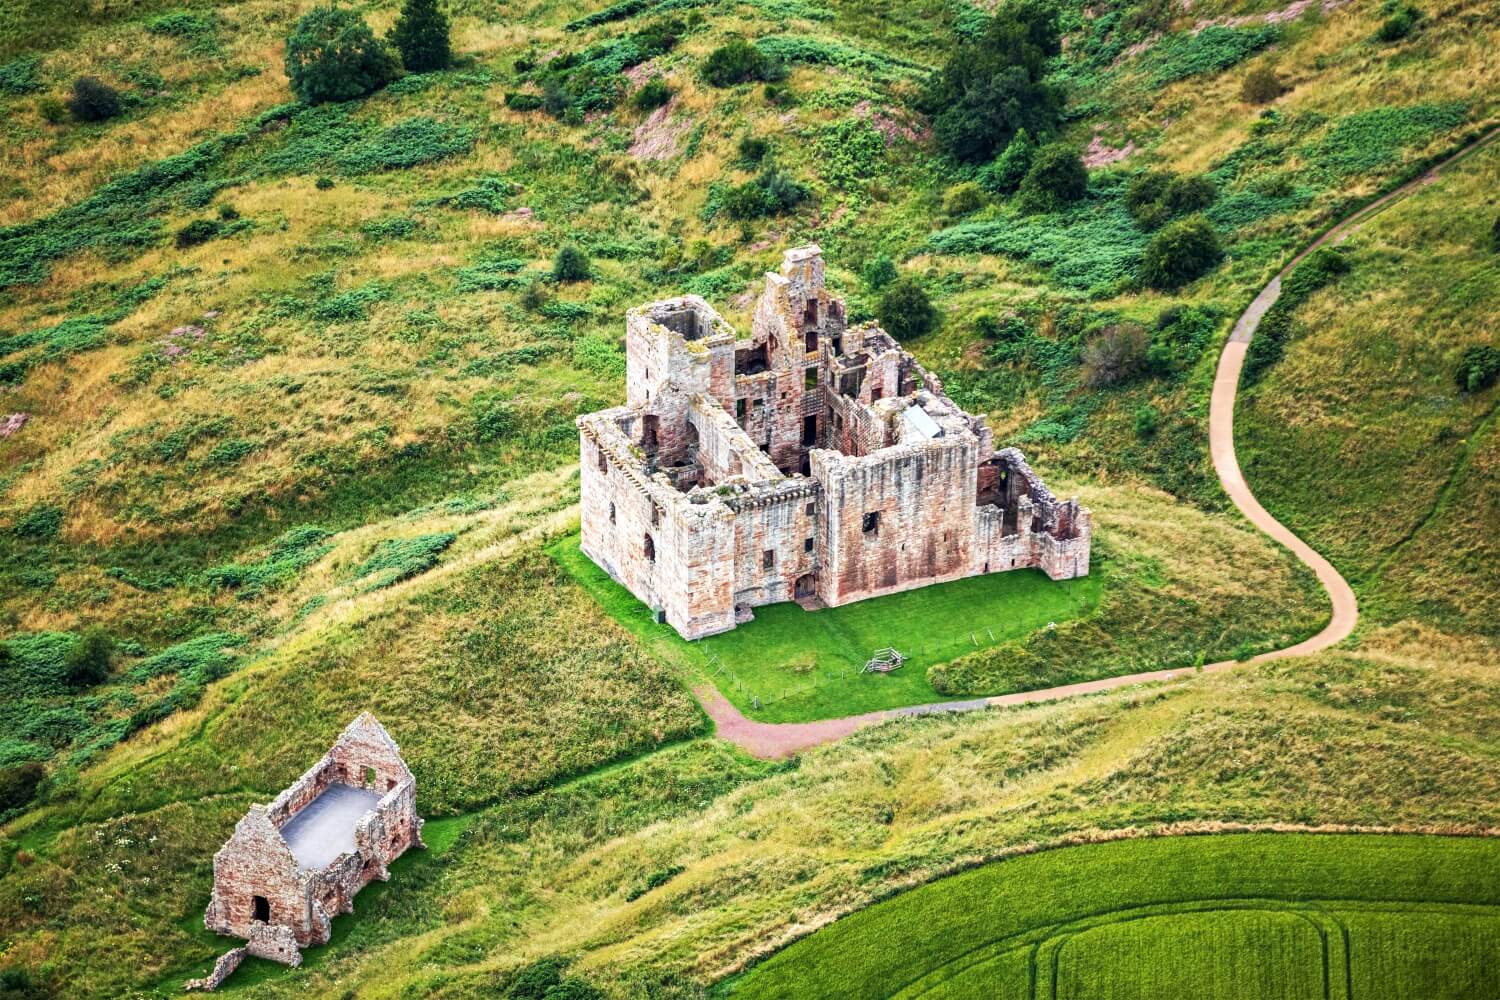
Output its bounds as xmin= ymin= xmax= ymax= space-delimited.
xmin=67 ymin=76 xmax=121 ymax=122
xmin=1017 ymin=143 xmax=1086 ymax=214
xmin=1240 ymin=65 xmax=1285 ymax=104
xmin=921 ymin=0 xmax=1062 ymax=163
xmin=390 ymin=0 xmax=451 ymax=73
xmin=1141 ymin=214 xmax=1223 ymax=290
xmin=877 ymin=276 xmax=938 ymax=341
xmin=64 ymin=628 xmax=114 ymax=688
xmin=943 ymin=181 xmax=986 ymax=216
xmin=861 ymin=255 xmax=898 ymax=291
xmin=978 ymin=128 xmax=1035 ymax=195
xmin=1455 ymin=345 xmax=1500 ymax=394
xmin=285 ymin=6 xmax=398 ymax=105
xmin=552 ymin=245 xmax=591 ymax=283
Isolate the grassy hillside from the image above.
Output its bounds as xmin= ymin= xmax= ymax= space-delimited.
xmin=1237 ymin=139 xmax=1500 ymax=637
xmin=0 ymin=0 xmax=1497 ymax=994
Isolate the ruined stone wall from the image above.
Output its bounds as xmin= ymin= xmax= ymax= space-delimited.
xmin=814 ymin=436 xmax=980 ymax=607
xmin=689 ymin=396 xmax=777 ymax=484
xmin=729 ymin=480 xmax=820 ymax=609
xmin=205 ymin=807 xmax=310 ymax=944
xmin=579 ymin=415 xmax=666 ymax=613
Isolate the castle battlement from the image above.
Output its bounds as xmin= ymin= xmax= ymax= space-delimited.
xmin=576 ymin=246 xmax=1092 ymax=639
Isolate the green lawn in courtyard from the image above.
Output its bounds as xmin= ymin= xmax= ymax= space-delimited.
xmin=548 ymin=534 xmax=1100 ymax=723
xmin=722 ymin=833 xmax=1500 ymax=1000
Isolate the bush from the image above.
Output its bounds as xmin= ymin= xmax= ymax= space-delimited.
xmin=877 ymin=276 xmax=937 ymax=340
xmin=1017 ymin=143 xmax=1087 ymax=214
xmin=632 ymin=77 xmax=672 ymax=111
xmin=63 ymin=628 xmax=114 ymax=688
xmin=67 ymin=76 xmax=121 ymax=122
xmin=13 ymin=504 xmax=62 ymax=540
xmin=1376 ymin=1 xmax=1420 ymax=41
xmin=315 ymin=175 xmax=335 ymax=189
xmin=1125 ymin=171 xmax=1216 ymax=229
xmin=0 ymin=56 xmax=42 ymax=96
xmin=1455 ymin=345 xmax=1500 ymax=394
xmin=389 ymin=0 xmax=451 ymax=73
xmin=737 ymin=135 xmax=770 ymax=166
xmin=1241 ymin=65 xmax=1285 ymax=103
xmin=0 ymin=762 xmax=45 ymax=814
xmin=505 ymin=92 xmax=545 ymax=112
xmin=1146 ymin=304 xmax=1217 ymax=375
xmin=217 ymin=203 xmax=240 ymax=221
xmin=943 ymin=181 xmax=986 ymax=216
xmin=862 ymin=254 xmax=898 ymax=291
xmin=285 ymin=6 xmax=398 ymax=104
xmin=921 ymin=0 xmax=1062 ymax=163
xmin=174 ymin=218 xmax=221 ymax=248
xmin=552 ymin=245 xmax=591 ymax=283
xmin=701 ymin=39 xmax=778 ymax=87
xmin=978 ymin=128 xmax=1035 ymax=196
xmin=720 ymin=166 xmax=809 ymax=220
xmin=506 ymin=957 xmax=570 ymax=999
xmin=1133 ymin=404 xmax=1160 ymax=438
xmin=1081 ymin=323 xmax=1148 ymax=387
xmin=1490 ymin=213 xmax=1500 ymax=253
xmin=36 ymin=96 xmax=66 ymax=124
xmin=1141 ymin=214 xmax=1222 ymax=289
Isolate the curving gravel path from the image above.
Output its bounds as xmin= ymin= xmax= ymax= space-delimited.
xmin=699 ymin=127 xmax=1500 ymax=759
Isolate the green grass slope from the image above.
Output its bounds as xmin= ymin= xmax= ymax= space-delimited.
xmin=723 ymin=833 xmax=1500 ymax=999
xmin=1238 ymin=140 xmax=1500 ymax=637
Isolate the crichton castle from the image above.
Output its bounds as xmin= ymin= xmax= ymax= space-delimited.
xmin=577 ymin=245 xmax=1092 ymax=640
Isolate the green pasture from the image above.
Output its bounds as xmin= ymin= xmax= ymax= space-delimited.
xmin=724 ymin=832 xmax=1500 ymax=1000
xmin=548 ymin=534 xmax=1100 ymax=723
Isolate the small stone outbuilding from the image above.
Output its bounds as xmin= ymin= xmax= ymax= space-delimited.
xmin=191 ymin=713 xmax=423 ymax=988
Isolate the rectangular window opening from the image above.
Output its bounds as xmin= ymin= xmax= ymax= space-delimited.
xmin=862 ymin=512 xmax=879 ymax=536
xmin=762 ymin=549 xmax=775 ymax=570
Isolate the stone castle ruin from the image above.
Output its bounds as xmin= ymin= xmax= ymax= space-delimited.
xmin=189 ymin=713 xmax=423 ymax=991
xmin=576 ymin=245 xmax=1091 ymax=640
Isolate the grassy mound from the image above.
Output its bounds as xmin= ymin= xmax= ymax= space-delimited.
xmin=724 ymin=832 xmax=1500 ymax=999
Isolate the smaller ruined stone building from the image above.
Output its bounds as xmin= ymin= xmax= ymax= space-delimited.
xmin=577 ymin=245 xmax=1091 ymax=641
xmin=198 ymin=713 xmax=423 ymax=981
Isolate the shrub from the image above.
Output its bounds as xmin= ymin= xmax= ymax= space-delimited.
xmin=315 ymin=175 xmax=335 ymax=189
xmin=285 ymin=5 xmax=398 ymax=105
xmin=389 ymin=0 xmax=451 ymax=73
xmin=0 ymin=762 xmax=45 ymax=814
xmin=544 ymin=980 xmax=605 ymax=1000
xmin=0 ymin=56 xmax=42 ymax=96
xmin=1281 ymin=245 xmax=1350 ymax=299
xmin=720 ymin=166 xmax=809 ymax=220
xmin=506 ymin=957 xmax=570 ymax=999
xmin=1241 ymin=65 xmax=1285 ymax=103
xmin=877 ymin=276 xmax=937 ymax=340
xmin=1141 ymin=214 xmax=1222 ymax=289
xmin=632 ymin=77 xmax=672 ymax=111
xmin=1133 ymin=404 xmax=1160 ymax=438
xmin=862 ymin=254 xmax=898 ymax=290
xmin=1081 ymin=323 xmax=1148 ymax=387
xmin=13 ymin=504 xmax=62 ymax=540
xmin=1017 ymin=143 xmax=1087 ymax=214
xmin=737 ymin=135 xmax=770 ymax=166
xmin=943 ymin=181 xmax=986 ymax=216
xmin=978 ymin=128 xmax=1035 ymax=196
xmin=552 ymin=245 xmax=591 ymax=283
xmin=505 ymin=92 xmax=545 ymax=112
xmin=921 ymin=0 xmax=1062 ymax=163
xmin=1490 ymin=213 xmax=1500 ymax=253
xmin=1125 ymin=171 xmax=1216 ymax=229
xmin=63 ymin=628 xmax=114 ymax=688
xmin=1146 ymin=304 xmax=1217 ymax=375
xmin=1376 ymin=1 xmax=1420 ymax=41
xmin=36 ymin=96 xmax=66 ymax=124
xmin=216 ymin=203 xmax=240 ymax=221
xmin=174 ymin=218 xmax=221 ymax=248
xmin=701 ymin=39 xmax=778 ymax=87
xmin=1455 ymin=345 xmax=1500 ymax=394
xmin=67 ymin=76 xmax=121 ymax=122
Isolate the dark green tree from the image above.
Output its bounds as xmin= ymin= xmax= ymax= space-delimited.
xmin=1017 ymin=143 xmax=1087 ymax=214
xmin=1125 ymin=171 xmax=1216 ymax=229
xmin=921 ymin=0 xmax=1062 ymax=163
xmin=63 ymin=628 xmax=114 ymax=688
xmin=67 ymin=76 xmax=121 ymax=122
xmin=877 ymin=276 xmax=938 ymax=341
xmin=861 ymin=255 xmax=898 ymax=291
xmin=285 ymin=6 xmax=398 ymax=105
xmin=552 ymin=245 xmax=591 ymax=283
xmin=1141 ymin=214 xmax=1223 ymax=290
xmin=978 ymin=128 xmax=1035 ymax=195
xmin=0 ymin=762 xmax=45 ymax=814
xmin=390 ymin=0 xmax=452 ymax=73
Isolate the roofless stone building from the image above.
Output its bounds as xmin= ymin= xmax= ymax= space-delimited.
xmin=576 ymin=245 xmax=1092 ymax=641
xmin=188 ymin=713 xmax=423 ymax=990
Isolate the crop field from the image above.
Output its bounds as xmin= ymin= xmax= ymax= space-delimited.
xmin=724 ymin=833 xmax=1500 ymax=999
